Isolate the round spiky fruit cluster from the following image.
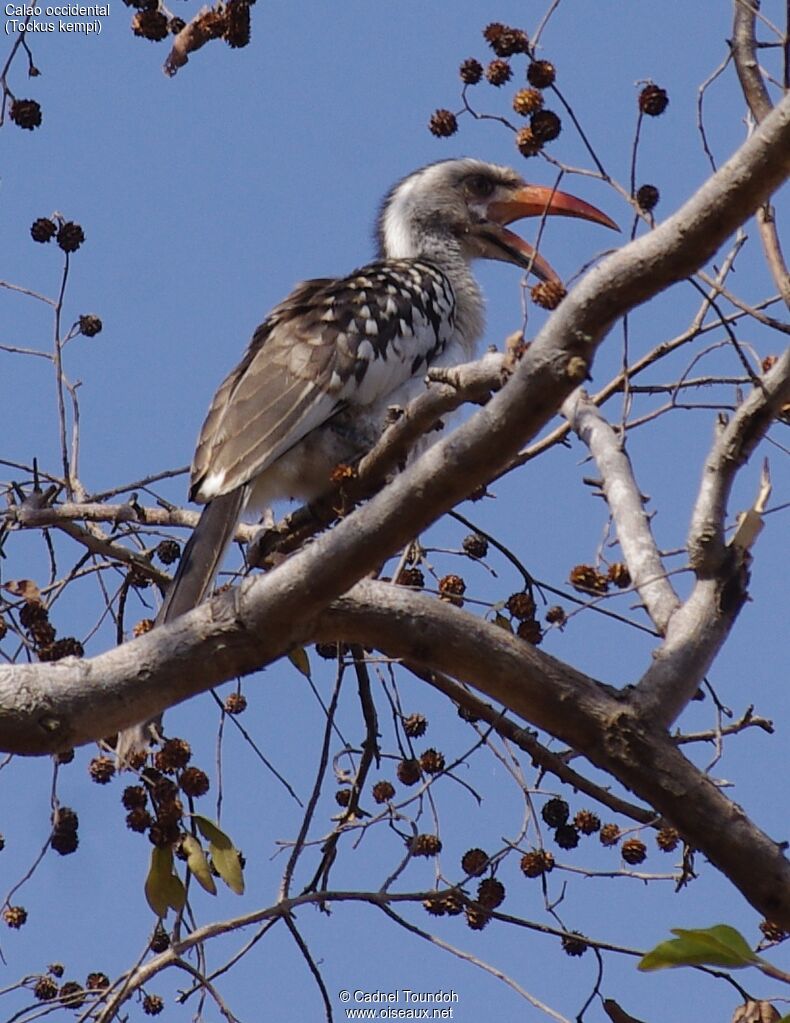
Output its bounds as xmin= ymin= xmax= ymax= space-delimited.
xmin=10 ymin=98 xmax=42 ymax=130
xmin=574 ymin=810 xmax=601 ymax=835
xmin=398 ymin=567 xmax=425 ymax=588
xmin=462 ymin=533 xmax=488 ymax=559
xmin=150 ymin=925 xmax=170 ymax=953
xmin=3 ymin=905 xmax=27 ymax=928
xmin=759 ymin=920 xmax=787 ymax=944
xmin=520 ymin=849 xmax=554 ymax=877
xmin=531 ymin=280 xmax=567 ymax=310
xmin=86 ymin=972 xmax=110 ymax=991
xmin=143 ymin=994 xmax=164 ymax=1016
xmin=402 ymin=713 xmax=427 ymax=739
xmin=621 ymin=837 xmax=647 ymax=864
xmin=33 ymin=976 xmax=58 ymax=1001
xmin=372 ymin=780 xmax=395 ymax=803
xmin=51 ymin=806 xmax=79 ymax=855
xmin=59 ymin=982 xmax=85 ymax=1008
xmin=485 ymin=59 xmax=512 ymax=87
xmin=224 ymin=692 xmax=247 ymax=715
xmin=423 ymin=894 xmax=446 ymax=916
xmin=639 ymin=84 xmax=669 ymax=116
xmin=410 ymin=833 xmax=442 ymax=857
xmin=554 ymin=824 xmax=580 ymax=850
xmin=396 ymin=758 xmax=421 ymax=786
xmin=122 ymin=785 xmax=148 ymax=810
xmin=429 ymin=109 xmax=458 ymax=138
xmin=179 ymin=766 xmax=210 ymax=798
xmin=132 ymin=9 xmax=169 ymax=40
xmin=541 ymin=798 xmax=569 ymax=828
xmin=155 ymin=539 xmax=181 ymax=565
xmin=38 ymin=636 xmax=84 ymax=661
xmin=127 ymin=807 xmax=153 ymax=833
xmin=57 ymin=221 xmax=85 ymax=253
xmin=79 ymin=314 xmax=103 ymax=337
xmin=517 ymin=618 xmax=548 ymax=649
xmin=636 ymin=184 xmax=660 ymax=212
xmin=512 ymin=87 xmax=543 ymax=116
xmin=527 ymin=60 xmax=556 ymax=88
xmin=483 ymin=22 xmax=529 ymax=56
xmin=515 ymin=126 xmax=541 ymax=158
xmin=465 ymin=904 xmax=491 ymax=930
xmin=335 ymin=788 xmax=352 ymax=807
xmin=419 ymin=748 xmax=445 ymax=775
xmin=461 ymin=847 xmax=489 ymax=877
xmin=569 ymin=564 xmax=609 ymax=594
xmin=506 ymin=591 xmax=536 ymax=621
xmin=154 ymin=737 xmax=191 ymax=774
xmin=31 ymin=217 xmax=57 ymax=243
xmin=531 ymin=109 xmax=561 ymax=142
xmin=599 ymin=823 xmax=621 ymax=847
xmin=545 ymin=605 xmax=566 ymax=625
xmin=438 ymin=573 xmax=466 ymax=606
xmin=477 ymin=877 xmax=505 ymax=909
xmin=608 ymin=562 xmax=631 ymax=588
xmin=561 ymin=932 xmax=588 ymax=957
xmin=169 ymin=16 xmax=185 ymax=33
xmin=89 ymin=756 xmax=116 ymax=785
xmin=224 ymin=0 xmax=250 ymax=48
xmin=656 ymin=826 xmax=679 ymax=852
xmin=459 ymin=58 xmax=483 ymax=85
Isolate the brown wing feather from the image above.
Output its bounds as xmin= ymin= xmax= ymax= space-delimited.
xmin=189 ymin=279 xmax=343 ymax=501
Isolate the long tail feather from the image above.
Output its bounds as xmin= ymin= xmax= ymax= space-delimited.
xmin=157 ymin=489 xmax=247 ymax=625
xmin=115 ymin=488 xmax=247 ymax=764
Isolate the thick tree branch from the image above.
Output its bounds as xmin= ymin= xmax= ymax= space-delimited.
xmin=732 ymin=0 xmax=790 ymax=307
xmin=316 ymin=583 xmax=790 ymax=930
xmin=633 ymin=351 xmax=790 ymax=725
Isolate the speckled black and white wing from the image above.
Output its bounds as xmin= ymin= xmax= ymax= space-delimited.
xmin=190 ymin=259 xmax=458 ymax=503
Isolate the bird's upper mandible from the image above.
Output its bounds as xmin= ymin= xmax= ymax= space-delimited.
xmin=189 ymin=158 xmax=616 ymax=505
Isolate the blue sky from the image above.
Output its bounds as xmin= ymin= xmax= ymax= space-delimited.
xmin=1 ymin=2 xmax=788 ymax=1021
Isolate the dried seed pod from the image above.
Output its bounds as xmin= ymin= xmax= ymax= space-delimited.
xmin=527 ymin=60 xmax=555 ymax=88
xmin=639 ymin=84 xmax=669 ymax=116
xmin=459 ymin=58 xmax=483 ymax=85
xmin=429 ymin=109 xmax=458 ymax=138
xmin=10 ymin=98 xmax=42 ymax=130
xmin=485 ymin=59 xmax=512 ymax=87
xmin=512 ymin=87 xmax=543 ymax=116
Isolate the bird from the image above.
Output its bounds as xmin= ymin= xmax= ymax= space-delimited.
xmin=116 ymin=157 xmax=616 ymax=761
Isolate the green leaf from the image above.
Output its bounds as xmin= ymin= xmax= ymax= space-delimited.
xmin=193 ymin=815 xmax=231 ymax=847
xmin=145 ymin=847 xmax=173 ymax=918
xmin=164 ymin=870 xmax=187 ymax=912
xmin=182 ymin=833 xmax=217 ymax=896
xmin=193 ymin=815 xmax=245 ymax=895
xmin=288 ymin=646 xmax=311 ymax=679
xmin=145 ymin=847 xmax=187 ymax=916
xmin=639 ymin=924 xmax=759 ymax=972
xmin=211 ymin=845 xmax=245 ymax=895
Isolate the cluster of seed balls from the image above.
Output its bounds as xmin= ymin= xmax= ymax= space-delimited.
xmin=429 ymin=22 xmax=669 ymax=304
xmin=387 ymin=532 xmax=580 ymax=645
xmin=28 ymin=216 xmax=103 ymax=336
xmin=128 ymin=0 xmax=252 ymax=47
xmin=21 ymin=964 xmax=164 ymax=1015
xmin=11 ymin=596 xmax=85 ymax=663
xmin=569 ymin=561 xmax=631 ymax=596
xmin=352 ymin=711 xmax=687 ymax=937
xmin=86 ymin=737 xmax=213 ymax=851
xmin=429 ymin=22 xmax=562 ymax=159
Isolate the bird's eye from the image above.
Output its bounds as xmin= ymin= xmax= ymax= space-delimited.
xmin=465 ymin=175 xmax=495 ymax=198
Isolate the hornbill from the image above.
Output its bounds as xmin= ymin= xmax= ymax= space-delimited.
xmin=116 ymin=157 xmax=616 ymax=760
